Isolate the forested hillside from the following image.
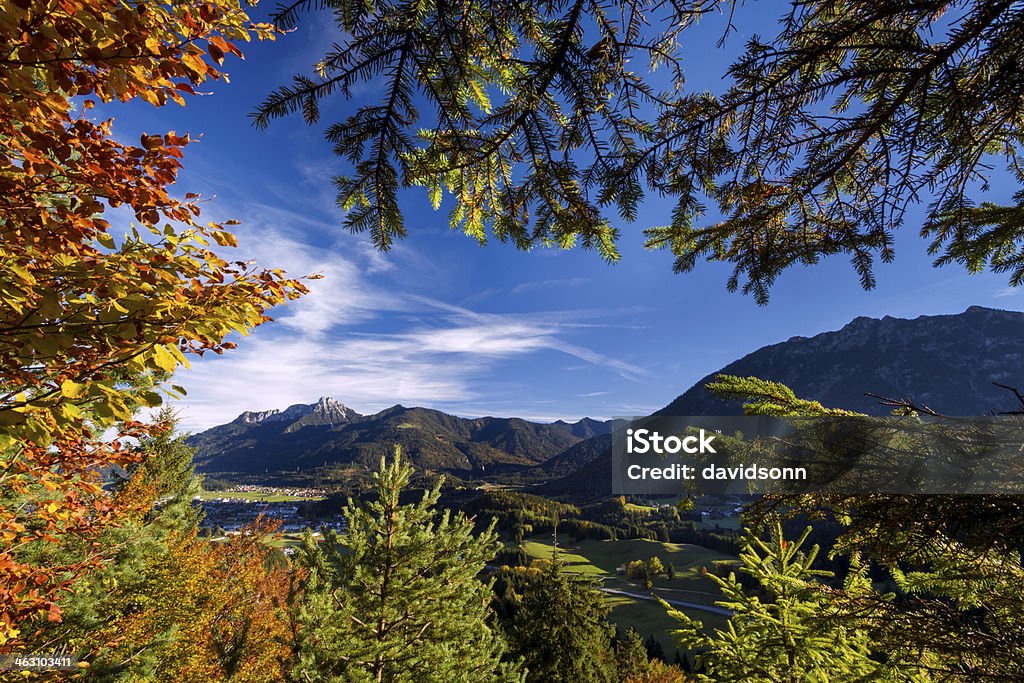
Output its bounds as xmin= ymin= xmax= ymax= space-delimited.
xmin=190 ymin=399 xmax=610 ymax=479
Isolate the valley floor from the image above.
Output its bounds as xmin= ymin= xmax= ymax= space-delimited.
xmin=522 ymin=536 xmax=738 ymax=654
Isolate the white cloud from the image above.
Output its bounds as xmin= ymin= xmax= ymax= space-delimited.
xmin=171 ymin=223 xmax=644 ymax=431
xmin=510 ymin=277 xmax=590 ymax=295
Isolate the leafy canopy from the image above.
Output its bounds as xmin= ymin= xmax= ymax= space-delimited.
xmin=258 ymin=0 xmax=1024 ymax=303
xmin=0 ymin=0 xmax=306 ymax=643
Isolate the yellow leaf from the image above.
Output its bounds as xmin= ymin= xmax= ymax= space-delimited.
xmin=9 ymin=263 xmax=35 ymax=284
xmin=60 ymin=379 xmax=87 ymax=399
xmin=151 ymin=344 xmax=179 ymax=373
xmin=60 ymin=403 xmax=83 ymax=420
xmin=211 ymin=230 xmax=238 ymax=247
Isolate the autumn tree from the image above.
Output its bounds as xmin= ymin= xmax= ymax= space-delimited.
xmin=20 ymin=411 xmax=203 ymax=664
xmin=626 ymin=659 xmax=688 ymax=683
xmin=0 ymin=0 xmax=306 ymax=644
xmin=292 ymin=448 xmax=521 ymax=682
xmin=258 ymin=0 xmax=1024 ymax=303
xmin=21 ymin=417 xmax=299 ymax=680
xmin=101 ymin=519 xmax=298 ymax=683
xmin=625 ymin=560 xmax=646 ymax=582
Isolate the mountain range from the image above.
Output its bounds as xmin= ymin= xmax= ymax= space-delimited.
xmin=191 ymin=306 xmax=1024 ymax=488
xmin=189 ymin=397 xmax=611 ymax=478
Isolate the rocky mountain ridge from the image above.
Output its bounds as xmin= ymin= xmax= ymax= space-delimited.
xmin=659 ymin=305 xmax=1024 ymax=417
xmin=189 ymin=400 xmax=611 ymax=479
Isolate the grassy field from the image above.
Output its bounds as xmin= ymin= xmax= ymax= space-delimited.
xmin=623 ymin=502 xmax=657 ymax=514
xmin=195 ymin=489 xmax=325 ymax=503
xmin=524 ymin=537 xmax=732 ymax=576
xmin=522 ymin=536 xmax=737 ymax=654
xmin=265 ymin=531 xmax=321 ymax=548
xmin=603 ymin=592 xmax=689 ymax=655
xmin=211 ymin=531 xmax=323 ymax=548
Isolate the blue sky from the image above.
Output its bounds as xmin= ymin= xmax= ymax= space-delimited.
xmin=102 ymin=3 xmax=1022 ymax=431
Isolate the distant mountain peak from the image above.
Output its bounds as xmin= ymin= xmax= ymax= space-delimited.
xmin=232 ymin=409 xmax=282 ymax=425
xmin=308 ymin=396 xmax=349 ymax=417
xmin=315 ymin=396 xmax=342 ymax=408
xmin=228 ymin=397 xmax=355 ymax=428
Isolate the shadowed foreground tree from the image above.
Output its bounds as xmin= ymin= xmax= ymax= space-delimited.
xmin=292 ymin=448 xmax=522 ymax=682
xmin=615 ymin=626 xmax=650 ymax=682
xmin=257 ymin=0 xmax=1024 ymax=303
xmin=508 ymin=557 xmax=617 ymax=683
xmin=697 ymin=375 xmax=1024 ymax=681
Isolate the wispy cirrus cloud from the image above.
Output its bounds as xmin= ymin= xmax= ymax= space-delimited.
xmin=171 ymin=211 xmax=644 ymax=431
xmin=510 ymin=277 xmax=590 ymax=295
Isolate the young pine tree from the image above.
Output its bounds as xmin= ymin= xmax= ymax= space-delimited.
xmin=293 ymin=448 xmax=521 ymax=683
xmin=509 ymin=558 xmax=618 ymax=683
xmin=616 ymin=627 xmax=650 ymax=681
xmin=664 ymin=520 xmax=921 ymax=682
xmin=643 ymin=634 xmax=665 ymax=663
xmin=708 ymin=374 xmax=1024 ymax=678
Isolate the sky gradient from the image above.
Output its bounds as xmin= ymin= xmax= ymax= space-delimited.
xmin=100 ymin=3 xmax=1023 ymax=431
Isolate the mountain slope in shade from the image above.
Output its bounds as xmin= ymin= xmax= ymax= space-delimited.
xmin=660 ymin=306 xmax=1024 ymax=417
xmin=529 ymin=434 xmax=612 ymax=481
xmin=538 ymin=306 xmax=1024 ymax=497
xmin=189 ymin=399 xmax=611 ymax=478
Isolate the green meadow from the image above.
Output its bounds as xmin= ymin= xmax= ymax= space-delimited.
xmin=523 ymin=536 xmax=738 ymax=653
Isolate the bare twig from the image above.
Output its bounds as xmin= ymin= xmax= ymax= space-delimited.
xmin=863 ymin=392 xmax=945 ymax=417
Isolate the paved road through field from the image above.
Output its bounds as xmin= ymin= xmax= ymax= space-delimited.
xmin=599 ymin=587 xmax=733 ymax=617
